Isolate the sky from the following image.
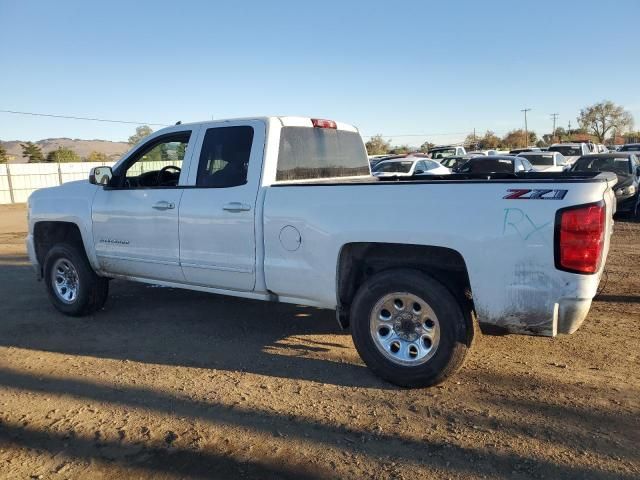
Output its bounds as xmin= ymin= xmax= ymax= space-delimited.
xmin=1 ymin=0 xmax=639 ymax=147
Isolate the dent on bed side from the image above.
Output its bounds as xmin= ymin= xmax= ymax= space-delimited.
xmin=475 ymin=258 xmax=562 ymax=337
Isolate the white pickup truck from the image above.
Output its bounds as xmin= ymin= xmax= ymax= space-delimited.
xmin=26 ymin=116 xmax=617 ymax=387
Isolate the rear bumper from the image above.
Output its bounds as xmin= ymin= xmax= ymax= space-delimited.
xmin=556 ymin=298 xmax=592 ymax=334
xmin=478 ymin=297 xmax=592 ymax=337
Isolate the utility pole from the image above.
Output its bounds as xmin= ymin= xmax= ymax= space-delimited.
xmin=568 ymin=120 xmax=572 ymax=140
xmin=550 ymin=113 xmax=559 ymax=142
xmin=521 ymin=108 xmax=531 ymax=147
xmin=473 ymin=128 xmax=476 ymax=148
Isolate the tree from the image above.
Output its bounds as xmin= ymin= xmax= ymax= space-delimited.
xmin=86 ymin=151 xmax=109 ymax=162
xmin=365 ymin=134 xmax=391 ymax=155
xmin=128 ymin=125 xmax=154 ymax=145
xmin=577 ymin=100 xmax=633 ymax=143
xmin=502 ymin=129 xmax=537 ymax=149
xmin=46 ymin=147 xmax=80 ymax=163
xmin=477 ymin=130 xmax=501 ymax=149
xmin=419 ymin=141 xmax=434 ymax=153
xmin=464 ymin=133 xmax=479 ymax=150
xmin=0 ymin=144 xmax=8 ymax=164
xmin=20 ymin=142 xmax=44 ymax=163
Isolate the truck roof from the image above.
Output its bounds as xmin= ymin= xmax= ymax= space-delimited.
xmin=158 ymin=116 xmax=359 ymax=133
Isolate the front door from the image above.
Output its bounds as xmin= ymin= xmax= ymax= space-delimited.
xmin=179 ymin=121 xmax=265 ymax=291
xmin=92 ymin=128 xmax=199 ymax=281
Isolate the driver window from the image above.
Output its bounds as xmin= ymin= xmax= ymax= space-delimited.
xmin=196 ymin=126 xmax=254 ymax=187
xmin=122 ymin=133 xmax=191 ymax=188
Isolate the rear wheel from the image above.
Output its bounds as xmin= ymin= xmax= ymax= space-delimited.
xmin=350 ymin=269 xmax=469 ymax=388
xmin=43 ymin=243 xmax=108 ymax=316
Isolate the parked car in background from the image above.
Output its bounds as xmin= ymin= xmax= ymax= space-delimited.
xmin=516 ymin=151 xmax=568 ymax=172
xmin=618 ymin=143 xmax=640 ymax=153
xmin=570 ymin=153 xmax=640 ymax=215
xmin=548 ymin=143 xmax=591 ymax=164
xmin=372 ymin=155 xmax=450 ymax=177
xmin=509 ymin=147 xmax=541 ymax=154
xmin=466 ymin=150 xmax=502 ymax=156
xmin=428 ymin=145 xmax=466 ymax=159
xmin=455 ymin=155 xmax=533 ymax=174
xmin=368 ymin=155 xmax=389 ymax=168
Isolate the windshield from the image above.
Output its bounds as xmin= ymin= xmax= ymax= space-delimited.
xmin=619 ymin=144 xmax=640 ymax=152
xmin=276 ymin=127 xmax=370 ymax=181
xmin=520 ymin=154 xmax=556 ymax=166
xmin=372 ymin=160 xmax=414 ymax=173
xmin=429 ymin=148 xmax=456 ymax=159
xmin=571 ymin=156 xmax=632 ymax=175
xmin=459 ymin=158 xmax=513 ymax=173
xmin=549 ymin=145 xmax=582 ymax=156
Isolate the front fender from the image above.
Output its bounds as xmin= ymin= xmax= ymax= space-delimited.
xmin=28 ymin=181 xmax=101 ymax=271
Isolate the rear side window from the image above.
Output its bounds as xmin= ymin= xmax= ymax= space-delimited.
xmin=276 ymin=127 xmax=370 ymax=181
xmin=196 ymin=126 xmax=254 ymax=187
xmin=549 ymin=145 xmax=582 ymax=156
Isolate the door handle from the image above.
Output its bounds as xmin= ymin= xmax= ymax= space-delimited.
xmin=223 ymin=202 xmax=251 ymax=212
xmin=152 ymin=201 xmax=175 ymax=210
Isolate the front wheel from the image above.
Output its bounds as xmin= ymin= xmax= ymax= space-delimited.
xmin=43 ymin=243 xmax=109 ymax=316
xmin=350 ymin=269 xmax=470 ymax=388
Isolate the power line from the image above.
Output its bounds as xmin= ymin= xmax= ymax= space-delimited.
xmin=0 ymin=108 xmax=521 ymax=142
xmin=0 ymin=109 xmax=169 ymax=127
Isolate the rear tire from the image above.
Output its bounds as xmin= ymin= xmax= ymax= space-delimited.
xmin=350 ymin=269 xmax=469 ymax=388
xmin=43 ymin=243 xmax=108 ymax=316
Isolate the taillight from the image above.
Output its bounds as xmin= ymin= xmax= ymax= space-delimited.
xmin=555 ymin=202 xmax=605 ymax=274
xmin=311 ymin=118 xmax=337 ymax=129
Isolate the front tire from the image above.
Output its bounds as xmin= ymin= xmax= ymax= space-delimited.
xmin=43 ymin=244 xmax=109 ymax=316
xmin=350 ymin=269 xmax=469 ymax=388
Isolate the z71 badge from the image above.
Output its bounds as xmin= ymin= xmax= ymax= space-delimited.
xmin=503 ymin=189 xmax=568 ymax=200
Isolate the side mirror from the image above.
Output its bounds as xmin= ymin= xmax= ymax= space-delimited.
xmin=414 ymin=169 xmax=425 ymax=175
xmin=89 ymin=166 xmax=113 ymax=186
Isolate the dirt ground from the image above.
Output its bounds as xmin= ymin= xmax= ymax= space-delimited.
xmin=0 ymin=203 xmax=637 ymax=480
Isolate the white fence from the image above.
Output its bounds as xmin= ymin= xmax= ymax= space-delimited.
xmin=0 ymin=161 xmax=115 ymax=204
xmin=0 ymin=160 xmax=179 ymax=204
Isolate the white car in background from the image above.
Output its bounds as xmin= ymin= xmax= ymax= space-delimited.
xmin=516 ymin=151 xmax=568 ymax=172
xmin=372 ymin=155 xmax=450 ymax=177
xmin=466 ymin=150 xmax=501 ymax=156
xmin=428 ymin=145 xmax=466 ymax=159
xmin=548 ymin=143 xmax=591 ymax=165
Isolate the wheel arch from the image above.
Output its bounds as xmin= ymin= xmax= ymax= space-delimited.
xmin=336 ymin=242 xmax=475 ymax=344
xmin=33 ymin=221 xmax=96 ymax=277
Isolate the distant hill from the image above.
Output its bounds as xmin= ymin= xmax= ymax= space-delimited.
xmin=1 ymin=138 xmax=131 ymax=163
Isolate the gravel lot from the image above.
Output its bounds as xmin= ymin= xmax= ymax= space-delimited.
xmin=0 ymin=203 xmax=638 ymax=479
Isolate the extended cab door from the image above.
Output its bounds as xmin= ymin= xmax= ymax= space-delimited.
xmin=92 ymin=127 xmax=200 ymax=281
xmin=179 ymin=120 xmax=265 ymax=291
